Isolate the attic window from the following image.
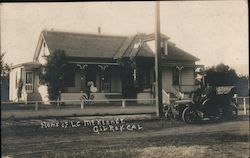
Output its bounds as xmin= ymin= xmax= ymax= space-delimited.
xmin=161 ymin=41 xmax=168 ymax=55
xmin=42 ymin=42 xmax=47 ymax=57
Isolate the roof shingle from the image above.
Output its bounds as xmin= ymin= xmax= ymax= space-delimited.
xmin=40 ymin=30 xmax=199 ymax=61
xmin=43 ymin=30 xmax=127 ymax=58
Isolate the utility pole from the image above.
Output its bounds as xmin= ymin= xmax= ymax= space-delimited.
xmin=155 ymin=1 xmax=163 ymax=117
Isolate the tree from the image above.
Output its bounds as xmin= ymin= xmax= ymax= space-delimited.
xmin=0 ymin=53 xmax=10 ymax=77
xmin=235 ymin=75 xmax=249 ymax=96
xmin=1 ymin=52 xmax=11 ymax=101
xmin=119 ymin=58 xmax=136 ymax=98
xmin=205 ymin=63 xmax=239 ymax=86
xmin=40 ymin=50 xmax=67 ymax=100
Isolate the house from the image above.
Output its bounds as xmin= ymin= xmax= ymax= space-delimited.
xmin=9 ymin=29 xmax=203 ymax=103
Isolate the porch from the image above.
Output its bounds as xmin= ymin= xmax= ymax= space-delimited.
xmin=61 ymin=62 xmax=122 ymax=94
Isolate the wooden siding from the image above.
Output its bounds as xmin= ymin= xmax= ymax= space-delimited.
xmin=162 ymin=67 xmax=172 ymax=92
xmin=181 ymin=67 xmax=195 ymax=85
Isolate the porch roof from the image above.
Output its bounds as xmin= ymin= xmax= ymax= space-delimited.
xmin=68 ymin=61 xmax=120 ymax=66
xmin=11 ymin=61 xmax=41 ymax=69
xmin=162 ymin=62 xmax=203 ymax=68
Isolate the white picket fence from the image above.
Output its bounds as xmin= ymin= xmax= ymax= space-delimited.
xmin=2 ymin=95 xmax=249 ymax=115
xmin=1 ymin=98 xmax=157 ymax=112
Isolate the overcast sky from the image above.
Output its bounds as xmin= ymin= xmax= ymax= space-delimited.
xmin=1 ymin=1 xmax=248 ymax=75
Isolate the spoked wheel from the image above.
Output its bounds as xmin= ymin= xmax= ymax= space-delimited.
xmin=182 ymin=107 xmax=198 ymax=124
xmin=165 ymin=108 xmax=173 ymax=120
xmin=223 ymin=102 xmax=238 ymax=120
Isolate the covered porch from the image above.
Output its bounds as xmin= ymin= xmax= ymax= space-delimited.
xmin=60 ymin=58 xmax=156 ymax=103
xmin=61 ymin=61 xmax=122 ymax=93
xmin=59 ymin=61 xmax=123 ymax=102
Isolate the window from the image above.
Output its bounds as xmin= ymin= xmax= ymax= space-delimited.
xmin=172 ymin=67 xmax=179 ymax=85
xmin=161 ymin=41 xmax=168 ymax=55
xmin=25 ymin=72 xmax=33 ymax=92
xmin=26 ymin=72 xmax=33 ymax=84
xmin=143 ymin=69 xmax=151 ymax=89
xmin=137 ymin=67 xmax=151 ymax=91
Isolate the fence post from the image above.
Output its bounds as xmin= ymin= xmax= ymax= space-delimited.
xmin=122 ymin=99 xmax=126 ymax=108
xmin=57 ymin=98 xmax=60 ymax=108
xmin=243 ymin=97 xmax=247 ymax=115
xmin=57 ymin=91 xmax=61 ymax=108
xmin=81 ymin=100 xmax=85 ymax=109
xmin=35 ymin=101 xmax=38 ymax=111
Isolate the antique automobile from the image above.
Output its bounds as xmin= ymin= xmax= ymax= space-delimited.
xmin=165 ymin=86 xmax=238 ymax=124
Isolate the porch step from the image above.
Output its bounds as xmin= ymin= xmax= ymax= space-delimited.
xmin=60 ymin=93 xmax=81 ymax=104
xmin=61 ymin=93 xmax=109 ymax=104
xmin=105 ymin=93 xmax=122 ymax=100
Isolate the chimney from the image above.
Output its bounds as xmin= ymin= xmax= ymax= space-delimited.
xmin=98 ymin=27 xmax=101 ymax=34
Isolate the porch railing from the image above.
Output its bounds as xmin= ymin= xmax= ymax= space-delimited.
xmin=102 ymin=83 xmax=110 ymax=92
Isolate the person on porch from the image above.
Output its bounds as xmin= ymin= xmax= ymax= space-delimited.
xmin=86 ymin=81 xmax=97 ymax=100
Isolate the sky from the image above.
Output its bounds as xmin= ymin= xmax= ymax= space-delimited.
xmin=1 ymin=1 xmax=248 ymax=75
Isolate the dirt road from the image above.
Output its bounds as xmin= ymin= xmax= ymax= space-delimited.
xmin=1 ymin=116 xmax=249 ymax=158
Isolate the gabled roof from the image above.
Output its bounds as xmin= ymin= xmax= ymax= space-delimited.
xmin=33 ymin=29 xmax=199 ymax=62
xmin=42 ymin=30 xmax=127 ymax=58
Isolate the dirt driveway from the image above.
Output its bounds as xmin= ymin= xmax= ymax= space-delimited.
xmin=1 ymin=116 xmax=249 ymax=158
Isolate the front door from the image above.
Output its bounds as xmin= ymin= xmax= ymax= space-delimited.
xmin=101 ymin=69 xmax=111 ymax=92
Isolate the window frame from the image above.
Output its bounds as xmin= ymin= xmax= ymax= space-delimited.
xmin=25 ymin=71 xmax=34 ymax=92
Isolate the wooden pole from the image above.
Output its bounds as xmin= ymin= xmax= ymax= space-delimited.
xmin=155 ymin=1 xmax=163 ymax=117
xmin=122 ymin=99 xmax=126 ymax=108
xmin=35 ymin=101 xmax=38 ymax=111
xmin=81 ymin=100 xmax=84 ymax=109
